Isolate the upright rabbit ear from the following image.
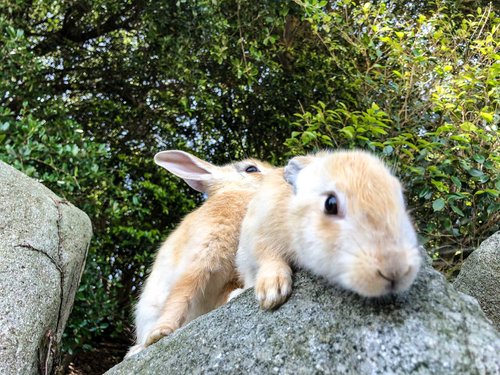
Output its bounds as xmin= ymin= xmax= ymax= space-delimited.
xmin=284 ymin=155 xmax=313 ymax=193
xmin=154 ymin=150 xmax=216 ymax=192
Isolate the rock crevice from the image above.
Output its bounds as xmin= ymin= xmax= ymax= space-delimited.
xmin=0 ymin=161 xmax=92 ymax=375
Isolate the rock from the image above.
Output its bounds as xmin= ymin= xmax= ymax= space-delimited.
xmin=0 ymin=161 xmax=92 ymax=375
xmin=454 ymin=231 xmax=500 ymax=330
xmin=107 ymin=258 xmax=500 ymax=374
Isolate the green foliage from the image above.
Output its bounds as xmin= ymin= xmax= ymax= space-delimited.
xmin=0 ymin=6 xmax=198 ymax=353
xmin=0 ymin=105 xmax=108 ymax=196
xmin=285 ymin=1 xmax=499 ymax=261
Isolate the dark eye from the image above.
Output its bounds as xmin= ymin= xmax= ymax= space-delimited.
xmin=324 ymin=195 xmax=338 ymax=215
xmin=245 ymin=165 xmax=259 ymax=173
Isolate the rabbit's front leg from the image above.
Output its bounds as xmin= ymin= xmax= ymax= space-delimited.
xmin=255 ymin=256 xmax=292 ymax=310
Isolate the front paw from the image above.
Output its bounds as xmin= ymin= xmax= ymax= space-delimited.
xmin=255 ymin=268 xmax=292 ymax=310
xmin=145 ymin=324 xmax=174 ymax=346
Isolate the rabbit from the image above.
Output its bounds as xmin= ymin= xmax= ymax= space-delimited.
xmin=235 ymin=149 xmax=422 ymax=310
xmin=126 ymin=150 xmax=274 ymax=357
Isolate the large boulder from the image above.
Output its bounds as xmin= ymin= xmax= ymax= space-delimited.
xmin=0 ymin=161 xmax=92 ymax=375
xmin=454 ymin=231 xmax=500 ymax=330
xmin=108 ymin=254 xmax=499 ymax=374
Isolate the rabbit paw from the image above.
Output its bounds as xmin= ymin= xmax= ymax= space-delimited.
xmin=255 ymin=267 xmax=292 ymax=310
xmin=145 ymin=324 xmax=175 ymax=346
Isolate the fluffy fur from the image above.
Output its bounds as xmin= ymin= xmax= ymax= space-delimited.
xmin=236 ymin=150 xmax=421 ymax=310
xmin=126 ymin=150 xmax=274 ymax=357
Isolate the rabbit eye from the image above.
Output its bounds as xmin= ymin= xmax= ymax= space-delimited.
xmin=245 ymin=166 xmax=259 ymax=173
xmin=324 ymin=195 xmax=338 ymax=215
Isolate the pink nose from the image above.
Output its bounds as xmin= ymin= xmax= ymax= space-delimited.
xmin=377 ymin=270 xmax=395 ymax=289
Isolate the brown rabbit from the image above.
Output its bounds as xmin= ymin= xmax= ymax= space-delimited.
xmin=236 ymin=150 xmax=422 ymax=310
xmin=126 ymin=150 xmax=274 ymax=357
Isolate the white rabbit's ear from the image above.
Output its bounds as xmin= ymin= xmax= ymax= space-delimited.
xmin=154 ymin=150 xmax=216 ymax=192
xmin=284 ymin=155 xmax=313 ymax=193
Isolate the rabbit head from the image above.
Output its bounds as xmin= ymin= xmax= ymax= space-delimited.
xmin=285 ymin=150 xmax=421 ymax=298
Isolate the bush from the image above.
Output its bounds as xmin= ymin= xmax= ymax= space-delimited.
xmin=0 ymin=17 xmax=196 ymax=354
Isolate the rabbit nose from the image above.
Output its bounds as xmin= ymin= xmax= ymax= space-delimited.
xmin=377 ymin=265 xmax=412 ymax=291
xmin=377 ymin=270 xmax=395 ymax=289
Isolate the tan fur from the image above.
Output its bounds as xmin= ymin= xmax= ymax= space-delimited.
xmin=126 ymin=151 xmax=274 ymax=357
xmin=236 ymin=150 xmax=421 ymax=310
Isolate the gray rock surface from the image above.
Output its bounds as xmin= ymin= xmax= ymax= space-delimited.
xmin=108 ymin=259 xmax=500 ymax=374
xmin=454 ymin=231 xmax=500 ymax=330
xmin=0 ymin=161 xmax=92 ymax=375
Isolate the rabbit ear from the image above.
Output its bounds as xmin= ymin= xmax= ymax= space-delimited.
xmin=154 ymin=150 xmax=216 ymax=192
xmin=284 ymin=155 xmax=313 ymax=193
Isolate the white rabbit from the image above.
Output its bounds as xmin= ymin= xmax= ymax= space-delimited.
xmin=126 ymin=150 xmax=274 ymax=357
xmin=236 ymin=150 xmax=421 ymax=310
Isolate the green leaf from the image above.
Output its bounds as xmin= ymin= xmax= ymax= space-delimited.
xmin=450 ymin=176 xmax=462 ymax=189
xmin=475 ymin=189 xmax=499 ymax=197
xmin=431 ymin=179 xmax=448 ymax=192
xmin=392 ymin=70 xmax=403 ymax=78
xmin=450 ymin=203 xmax=465 ymax=217
xmin=468 ymin=168 xmax=484 ymax=178
xmin=432 ymin=198 xmax=445 ymax=211
xmin=460 ymin=122 xmax=477 ymax=132
xmin=479 ymin=112 xmax=494 ymax=122
xmin=340 ymin=126 xmax=355 ymax=139
xmin=472 ymin=154 xmax=485 ymax=164
xmin=301 ymin=131 xmax=317 ymax=144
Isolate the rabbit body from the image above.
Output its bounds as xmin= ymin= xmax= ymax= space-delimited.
xmin=237 ymin=150 xmax=422 ymax=310
xmin=127 ymin=151 xmax=273 ymax=357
